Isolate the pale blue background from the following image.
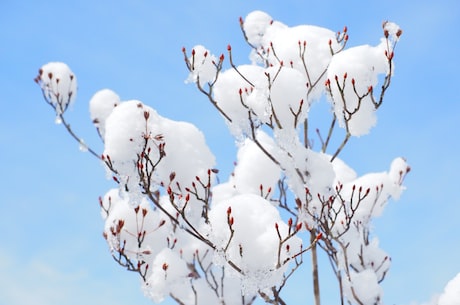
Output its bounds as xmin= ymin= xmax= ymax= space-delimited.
xmin=0 ymin=1 xmax=459 ymax=304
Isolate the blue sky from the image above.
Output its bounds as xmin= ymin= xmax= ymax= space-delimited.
xmin=0 ymin=1 xmax=459 ymax=305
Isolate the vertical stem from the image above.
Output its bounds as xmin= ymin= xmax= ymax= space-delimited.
xmin=311 ymin=230 xmax=321 ymax=305
xmin=338 ymin=272 xmax=345 ymax=305
xmin=304 ymin=118 xmax=309 ymax=148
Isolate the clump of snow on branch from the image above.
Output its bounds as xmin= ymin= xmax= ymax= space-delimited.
xmin=208 ymin=193 xmax=301 ymax=295
xmin=212 ymin=64 xmax=266 ymax=138
xmin=102 ymin=189 xmax=169 ymax=270
xmin=103 ymin=99 xmax=215 ymax=209
xmin=241 ymin=10 xmax=273 ymax=48
xmin=226 ymin=130 xmax=280 ymax=197
xmin=327 ymin=44 xmax=386 ymax=136
xmin=243 ymin=10 xmax=341 ymax=101
xmin=334 ymin=157 xmax=410 ymax=228
xmin=185 ymin=45 xmax=218 ymax=87
xmin=344 ymin=269 xmax=383 ymax=305
xmin=326 ymin=21 xmax=402 ymax=136
xmin=143 ymin=248 xmax=189 ymax=303
xmin=89 ymin=89 xmax=120 ymax=141
xmin=35 ymin=62 xmax=77 ymax=121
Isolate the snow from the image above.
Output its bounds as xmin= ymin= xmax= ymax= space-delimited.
xmin=243 ymin=10 xmax=340 ymax=101
xmin=103 ymin=100 xmax=215 ymax=208
xmin=345 ymin=269 xmax=383 ymax=305
xmin=181 ymin=12 xmax=405 ymax=304
xmin=36 ymin=62 xmax=77 ymax=119
xmin=208 ymin=193 xmax=301 ymax=295
xmin=143 ymin=248 xmax=189 ymax=303
xmin=230 ymin=131 xmax=281 ymax=196
xmin=335 ymin=157 xmax=410 ymax=224
xmin=185 ymin=45 xmax=218 ymax=87
xmin=213 ymin=64 xmax=266 ymax=138
xmin=327 ymin=43 xmax=388 ymax=136
xmin=106 ymin=197 xmax=168 ymax=259
xmin=242 ymin=10 xmax=274 ymax=48
xmin=89 ymin=89 xmax=120 ymax=141
xmin=35 ymin=10 xmax=414 ymax=305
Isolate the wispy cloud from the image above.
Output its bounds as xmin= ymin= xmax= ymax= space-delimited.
xmin=0 ymin=250 xmax=150 ymax=305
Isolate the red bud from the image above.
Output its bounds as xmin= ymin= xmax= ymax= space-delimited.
xmin=296 ymin=223 xmax=302 ymax=231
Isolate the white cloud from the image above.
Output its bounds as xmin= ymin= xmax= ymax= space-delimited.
xmin=439 ymin=273 xmax=460 ymax=305
xmin=408 ymin=273 xmax=460 ymax=305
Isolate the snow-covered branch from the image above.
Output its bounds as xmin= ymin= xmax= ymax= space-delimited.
xmin=35 ymin=10 xmax=409 ymax=305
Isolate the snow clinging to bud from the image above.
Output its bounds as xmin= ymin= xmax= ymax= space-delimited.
xmin=35 ymin=62 xmax=77 ymax=119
